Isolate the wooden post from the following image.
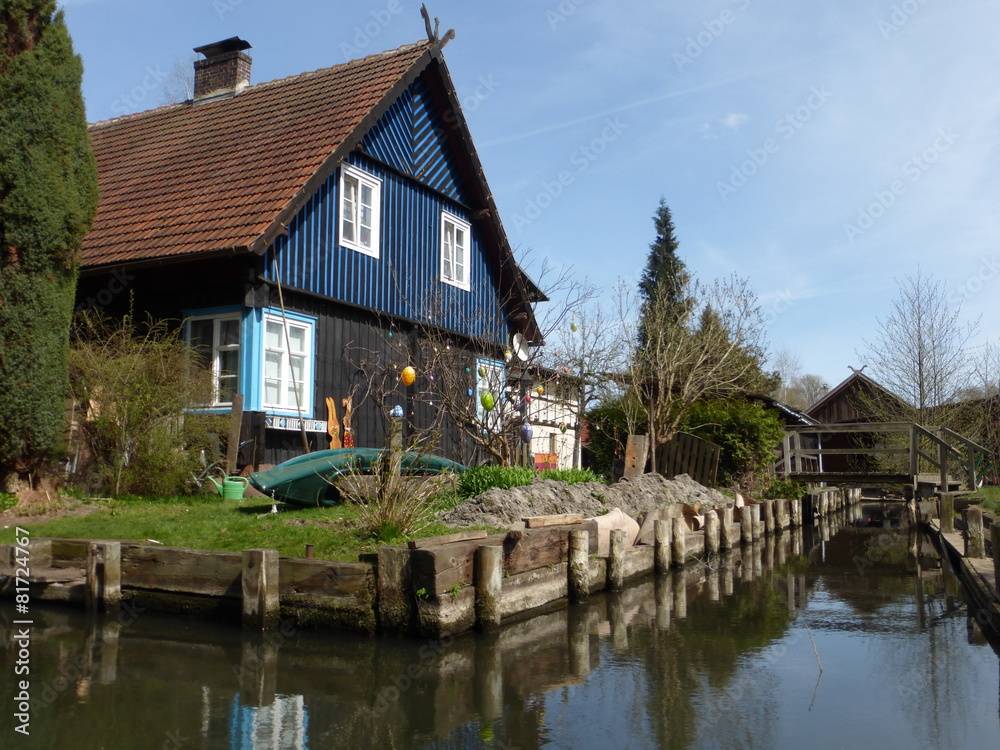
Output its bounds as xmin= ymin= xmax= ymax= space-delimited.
xmin=790 ymin=497 xmax=802 ymax=527
xmin=475 ymin=545 xmax=503 ymax=632
xmin=704 ymin=510 xmax=720 ymax=555
xmin=377 ymin=545 xmax=413 ymax=633
xmin=740 ymin=506 xmax=753 ymax=544
xmin=623 ymin=434 xmax=649 ymax=480
xmin=388 ymin=416 xmax=403 ymax=475
xmin=226 ymin=393 xmax=244 ymax=472
xmin=85 ymin=541 xmax=121 ymax=613
xmin=778 ymin=499 xmax=790 ymax=529
xmin=992 ymin=524 xmax=1000 ymax=586
xmin=671 ymin=516 xmax=687 ymax=566
xmin=762 ymin=500 xmax=775 ymax=535
xmin=654 ymin=519 xmax=672 ymax=574
xmin=939 ymin=440 xmax=949 ymax=497
xmin=783 ymin=433 xmax=792 ymax=476
xmin=965 ymin=507 xmax=985 ymax=558
xmin=569 ymin=530 xmax=590 ymax=602
xmin=751 ymin=504 xmax=763 ymax=540
xmin=242 ymin=549 xmax=279 ymax=630
xmin=608 ymin=529 xmax=626 ymax=590
xmin=719 ymin=506 xmax=736 ymax=549
xmin=940 ymin=493 xmax=955 ymax=534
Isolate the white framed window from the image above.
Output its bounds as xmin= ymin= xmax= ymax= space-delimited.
xmin=441 ymin=212 xmax=471 ymax=290
xmin=188 ymin=314 xmax=241 ymax=407
xmin=339 ymin=164 xmax=381 ymax=257
xmin=262 ymin=313 xmax=313 ymax=413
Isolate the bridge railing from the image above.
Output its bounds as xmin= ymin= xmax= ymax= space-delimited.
xmin=779 ymin=422 xmax=986 ymax=490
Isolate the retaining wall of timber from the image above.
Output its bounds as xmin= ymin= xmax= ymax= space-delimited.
xmin=927 ymin=495 xmax=1000 ymax=636
xmin=0 ymin=486 xmax=862 ymax=637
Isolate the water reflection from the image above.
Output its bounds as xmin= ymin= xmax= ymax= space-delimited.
xmin=2 ymin=508 xmax=1000 ymax=749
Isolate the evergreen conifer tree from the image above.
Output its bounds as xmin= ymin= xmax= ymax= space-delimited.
xmin=0 ymin=1 xmax=99 ymax=479
xmin=637 ymin=199 xmax=688 ymax=347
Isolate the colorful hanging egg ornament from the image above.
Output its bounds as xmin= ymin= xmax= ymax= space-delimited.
xmin=536 ymin=385 xmax=545 ymax=396
xmin=504 ymin=349 xmax=513 ymax=363
xmin=560 ymin=423 xmax=568 ymax=434
xmin=525 ymin=394 xmax=532 ymax=403
xmin=480 ymin=392 xmax=495 ymax=411
xmin=519 ymin=422 xmax=533 ymax=444
xmin=401 ymin=366 xmax=416 ymax=386
xmin=478 ymin=365 xmax=487 ymax=377
xmin=465 ymin=367 xmax=471 ymax=373
xmin=391 ymin=405 xmax=404 ymax=419
xmin=563 ymin=366 xmax=570 ymax=374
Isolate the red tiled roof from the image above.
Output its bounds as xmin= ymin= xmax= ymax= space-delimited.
xmin=82 ymin=41 xmax=434 ymax=268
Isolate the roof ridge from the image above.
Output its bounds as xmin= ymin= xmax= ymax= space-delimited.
xmin=88 ymin=39 xmax=435 ymax=129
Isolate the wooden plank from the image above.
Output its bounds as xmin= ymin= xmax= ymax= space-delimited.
xmin=121 ymin=545 xmax=242 ymax=598
xmin=504 ymin=520 xmax=598 ymax=577
xmin=278 ymin=557 xmax=372 ymax=597
xmin=408 ymin=529 xmax=488 ymax=549
xmin=522 ymin=514 xmax=584 ymax=529
xmin=410 ymin=534 xmax=507 ymax=595
xmin=227 ymin=393 xmax=244 ymax=471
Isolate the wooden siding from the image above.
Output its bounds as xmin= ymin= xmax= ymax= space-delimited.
xmin=263 ymin=153 xmax=507 ymax=346
xmin=260 ymin=291 xmax=492 ymax=467
xmin=361 ymin=73 xmax=471 ymax=205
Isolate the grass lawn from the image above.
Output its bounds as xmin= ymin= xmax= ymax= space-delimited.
xmin=0 ymin=492 xmax=487 ymax=561
xmin=969 ymin=485 xmax=1000 ymax=515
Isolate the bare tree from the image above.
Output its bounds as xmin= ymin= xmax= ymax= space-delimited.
xmin=629 ymin=274 xmax=772 ymax=466
xmin=537 ymin=292 xmax=630 ymax=467
xmin=770 ymin=348 xmax=802 ymax=404
xmin=343 ymin=256 xmax=596 ymax=466
xmin=793 ymin=373 xmax=829 ymax=410
xmin=858 ymin=269 xmax=978 ymax=425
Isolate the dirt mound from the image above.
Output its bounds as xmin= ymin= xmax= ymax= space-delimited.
xmin=440 ymin=473 xmax=730 ymax=529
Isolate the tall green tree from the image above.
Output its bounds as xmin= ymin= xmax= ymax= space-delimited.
xmin=0 ymin=1 xmax=99 ymax=481
xmin=637 ymin=199 xmax=688 ymax=347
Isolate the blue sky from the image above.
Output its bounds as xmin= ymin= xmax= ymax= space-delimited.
xmin=60 ymin=0 xmax=1000 ymax=392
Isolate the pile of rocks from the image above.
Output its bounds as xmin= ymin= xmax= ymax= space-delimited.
xmin=440 ymin=473 xmax=731 ymax=530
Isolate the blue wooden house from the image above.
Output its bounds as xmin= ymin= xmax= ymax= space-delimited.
xmin=77 ymin=35 xmax=542 ymax=467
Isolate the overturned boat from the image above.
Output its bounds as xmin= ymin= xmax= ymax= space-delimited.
xmin=248 ymin=448 xmax=468 ymax=507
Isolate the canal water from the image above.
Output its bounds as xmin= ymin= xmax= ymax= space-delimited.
xmin=3 ymin=505 xmax=1000 ymax=750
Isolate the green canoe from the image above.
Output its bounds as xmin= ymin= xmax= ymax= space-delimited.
xmin=248 ymin=448 xmax=468 ymax=507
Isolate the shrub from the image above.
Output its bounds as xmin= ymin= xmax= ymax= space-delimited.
xmin=458 ymin=465 xmax=535 ymax=499
xmin=680 ymin=399 xmax=784 ymax=493
xmin=760 ymin=478 xmax=806 ymax=499
xmin=584 ymin=394 xmax=646 ymax=479
xmin=69 ymin=311 xmax=226 ymax=496
xmin=540 ymin=468 xmax=603 ymax=485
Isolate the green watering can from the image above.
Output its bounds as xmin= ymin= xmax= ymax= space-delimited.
xmin=209 ymin=475 xmax=250 ymax=500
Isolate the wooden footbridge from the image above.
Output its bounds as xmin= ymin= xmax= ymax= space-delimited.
xmin=779 ymin=422 xmax=987 ymax=496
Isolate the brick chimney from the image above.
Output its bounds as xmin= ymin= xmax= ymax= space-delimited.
xmin=193 ymin=37 xmax=252 ymax=102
